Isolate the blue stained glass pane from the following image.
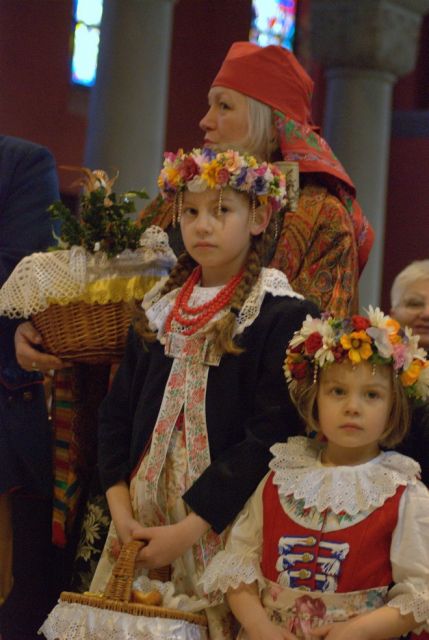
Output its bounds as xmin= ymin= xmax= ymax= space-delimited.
xmin=250 ymin=0 xmax=298 ymax=51
xmin=75 ymin=0 xmax=103 ymax=26
xmin=71 ymin=23 xmax=100 ymax=87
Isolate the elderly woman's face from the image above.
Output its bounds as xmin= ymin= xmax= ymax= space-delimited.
xmin=199 ymin=87 xmax=249 ymax=148
xmin=391 ymin=278 xmax=429 ymax=349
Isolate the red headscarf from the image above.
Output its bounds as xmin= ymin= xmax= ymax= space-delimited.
xmin=211 ymin=42 xmax=373 ymax=273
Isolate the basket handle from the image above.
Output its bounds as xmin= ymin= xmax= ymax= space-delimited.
xmin=104 ymin=540 xmax=144 ymax=602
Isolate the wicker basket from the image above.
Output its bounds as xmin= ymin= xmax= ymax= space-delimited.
xmin=40 ymin=541 xmax=208 ymax=640
xmin=32 ymin=299 xmax=137 ymax=365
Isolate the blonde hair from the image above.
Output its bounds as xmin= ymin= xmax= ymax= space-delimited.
xmin=289 ymin=364 xmax=411 ymax=448
xmin=244 ymin=96 xmax=278 ymax=161
xmin=133 ymin=199 xmax=276 ymax=357
xmin=391 ymin=260 xmax=429 ymax=308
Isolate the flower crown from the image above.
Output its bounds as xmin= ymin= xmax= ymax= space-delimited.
xmin=157 ymin=148 xmax=288 ymax=213
xmin=284 ymin=306 xmax=429 ymax=401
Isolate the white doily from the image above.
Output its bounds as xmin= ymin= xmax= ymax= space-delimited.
xmin=39 ymin=600 xmax=208 ymax=640
xmin=0 ymin=226 xmax=176 ymax=318
xmin=143 ymin=267 xmax=301 ymax=339
xmin=199 ymin=551 xmax=265 ymax=596
xmin=270 ymin=437 xmax=421 ymax=516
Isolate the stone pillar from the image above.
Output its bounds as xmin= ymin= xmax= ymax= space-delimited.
xmin=310 ymin=0 xmax=429 ymax=309
xmin=84 ymin=0 xmax=176 ymax=200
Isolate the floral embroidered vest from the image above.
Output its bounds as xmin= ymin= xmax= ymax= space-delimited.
xmin=261 ymin=472 xmax=405 ymax=593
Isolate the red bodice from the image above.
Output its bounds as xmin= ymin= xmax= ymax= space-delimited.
xmin=261 ymin=472 xmax=405 ymax=593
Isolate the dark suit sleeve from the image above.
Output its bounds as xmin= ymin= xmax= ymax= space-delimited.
xmin=98 ymin=327 xmax=151 ymax=490
xmin=184 ymin=298 xmax=319 ymax=533
xmin=0 ymin=139 xmax=58 ymax=287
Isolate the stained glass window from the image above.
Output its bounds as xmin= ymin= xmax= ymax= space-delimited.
xmin=250 ymin=0 xmax=298 ymax=51
xmin=71 ymin=0 xmax=104 ymax=87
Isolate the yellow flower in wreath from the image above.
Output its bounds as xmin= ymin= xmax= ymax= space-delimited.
xmin=340 ymin=331 xmax=373 ymax=364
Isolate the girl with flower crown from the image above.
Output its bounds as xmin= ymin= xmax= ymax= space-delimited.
xmin=200 ymin=307 xmax=429 ymax=640
xmin=40 ymin=148 xmax=318 ymax=639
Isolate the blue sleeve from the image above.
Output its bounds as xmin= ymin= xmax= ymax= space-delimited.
xmin=0 ymin=137 xmax=59 ymax=286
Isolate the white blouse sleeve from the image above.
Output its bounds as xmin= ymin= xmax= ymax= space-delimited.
xmin=388 ymin=480 xmax=429 ymax=633
xmin=199 ymin=474 xmax=268 ymax=596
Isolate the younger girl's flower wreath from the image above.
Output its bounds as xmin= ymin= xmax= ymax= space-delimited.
xmin=284 ymin=305 xmax=429 ymax=401
xmin=157 ymin=147 xmax=288 ymax=212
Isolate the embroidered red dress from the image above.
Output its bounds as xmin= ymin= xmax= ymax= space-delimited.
xmin=201 ymin=437 xmax=429 ymax=640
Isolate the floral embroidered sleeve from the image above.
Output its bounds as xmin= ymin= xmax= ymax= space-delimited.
xmin=200 ymin=477 xmax=267 ymax=597
xmin=269 ymin=184 xmax=359 ymax=316
xmin=388 ymin=481 xmax=429 ymax=633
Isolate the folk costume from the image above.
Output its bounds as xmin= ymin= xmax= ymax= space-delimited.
xmin=141 ymin=42 xmax=374 ymax=316
xmin=73 ymin=267 xmax=317 ymax=639
xmin=201 ymin=437 xmax=429 ymax=639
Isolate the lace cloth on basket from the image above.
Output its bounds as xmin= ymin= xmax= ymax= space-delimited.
xmin=39 ymin=600 xmax=209 ymax=640
xmin=270 ymin=436 xmax=421 ymax=515
xmin=0 ymin=226 xmax=176 ymax=318
xmin=144 ymin=267 xmax=302 ymax=340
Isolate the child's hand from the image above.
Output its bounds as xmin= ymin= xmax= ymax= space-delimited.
xmin=133 ymin=513 xmax=210 ymax=568
xmin=310 ymin=620 xmax=368 ymax=640
xmin=114 ymin=515 xmax=146 ymax=547
xmin=246 ymin=618 xmax=297 ymax=640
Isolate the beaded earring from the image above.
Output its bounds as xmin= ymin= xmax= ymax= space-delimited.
xmin=313 ymin=362 xmax=319 ymax=385
xmin=173 ymin=190 xmax=183 ymax=227
xmin=251 ymin=195 xmax=257 ymax=226
xmin=217 ymin=187 xmax=223 ymax=217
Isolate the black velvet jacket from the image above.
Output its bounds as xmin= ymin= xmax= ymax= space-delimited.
xmin=98 ymin=293 xmax=318 ymax=533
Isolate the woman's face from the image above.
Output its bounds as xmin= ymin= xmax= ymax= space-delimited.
xmin=391 ymin=278 xmax=429 ymax=349
xmin=199 ymin=87 xmax=250 ymax=148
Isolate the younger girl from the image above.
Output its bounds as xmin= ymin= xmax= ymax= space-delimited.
xmin=49 ymin=148 xmax=317 ymax=638
xmin=201 ymin=308 xmax=429 ymax=639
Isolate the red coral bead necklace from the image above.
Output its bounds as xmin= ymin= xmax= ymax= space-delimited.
xmin=165 ymin=265 xmax=243 ymax=336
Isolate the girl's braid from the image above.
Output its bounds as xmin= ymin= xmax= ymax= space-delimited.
xmin=133 ymin=251 xmax=196 ymax=342
xmin=206 ymin=213 xmax=277 ymax=356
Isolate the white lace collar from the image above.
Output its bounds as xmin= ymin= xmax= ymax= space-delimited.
xmin=143 ymin=267 xmax=301 ymax=340
xmin=270 ymin=436 xmax=421 ymax=516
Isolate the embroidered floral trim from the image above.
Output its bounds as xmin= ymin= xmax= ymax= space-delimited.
xmin=199 ymin=551 xmax=265 ymax=595
xmin=143 ymin=268 xmax=302 ymax=339
xmin=270 ymin=437 xmax=420 ymax=516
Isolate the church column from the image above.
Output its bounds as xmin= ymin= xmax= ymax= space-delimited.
xmin=310 ymin=0 xmax=429 ymax=308
xmin=84 ymin=0 xmax=176 ymax=198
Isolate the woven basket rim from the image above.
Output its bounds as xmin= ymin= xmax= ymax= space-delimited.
xmin=31 ymin=298 xmax=135 ymax=365
xmin=59 ymin=591 xmax=208 ymax=626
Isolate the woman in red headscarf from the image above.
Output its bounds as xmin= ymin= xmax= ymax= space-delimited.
xmin=142 ymin=42 xmax=374 ymax=316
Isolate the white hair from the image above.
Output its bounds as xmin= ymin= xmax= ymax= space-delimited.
xmin=212 ymin=95 xmax=277 ymax=162
xmin=391 ymin=260 xmax=429 ymax=308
